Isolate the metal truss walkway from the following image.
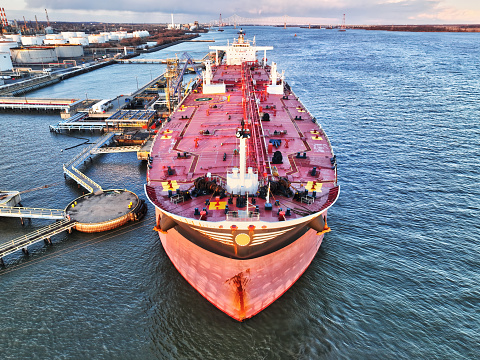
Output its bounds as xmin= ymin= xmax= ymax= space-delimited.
xmin=91 ymin=146 xmax=141 ymax=154
xmin=63 ymin=132 xmax=116 ymax=193
xmin=0 ymin=206 xmax=65 ymax=220
xmin=0 ymin=219 xmax=78 ymax=263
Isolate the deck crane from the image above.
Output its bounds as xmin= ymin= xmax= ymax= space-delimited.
xmin=172 ymin=52 xmax=203 ymax=98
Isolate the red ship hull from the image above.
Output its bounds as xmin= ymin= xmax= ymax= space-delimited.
xmin=156 ymin=207 xmax=325 ymax=321
xmin=146 ymin=30 xmax=339 ymax=321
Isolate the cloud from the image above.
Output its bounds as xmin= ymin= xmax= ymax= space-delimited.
xmin=414 ymin=7 xmax=480 ymax=22
xmin=19 ymin=0 xmax=480 ymax=24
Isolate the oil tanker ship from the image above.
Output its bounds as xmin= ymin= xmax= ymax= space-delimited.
xmin=145 ymin=30 xmax=339 ymax=321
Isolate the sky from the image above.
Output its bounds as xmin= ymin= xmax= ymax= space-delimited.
xmin=3 ymin=0 xmax=480 ymax=25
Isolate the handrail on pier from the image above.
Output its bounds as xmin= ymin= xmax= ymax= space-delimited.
xmin=0 ymin=206 xmax=66 ymax=220
xmin=0 ymin=219 xmax=78 ymax=259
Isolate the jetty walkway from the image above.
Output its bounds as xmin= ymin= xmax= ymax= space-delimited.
xmin=0 ymin=219 xmax=77 ymax=264
xmin=0 ymin=132 xmax=148 ymax=265
xmin=0 ymin=97 xmax=83 ymax=112
xmin=50 ymin=112 xmax=106 ymax=132
xmin=0 ymin=74 xmax=61 ymax=96
xmin=115 ymin=58 xmax=204 ymax=64
xmin=63 ymin=132 xmax=116 ymax=193
xmin=0 ymin=206 xmax=65 ymax=221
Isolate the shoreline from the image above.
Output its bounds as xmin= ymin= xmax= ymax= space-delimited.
xmin=300 ymin=24 xmax=480 ymax=32
xmin=347 ymin=24 xmax=480 ymax=32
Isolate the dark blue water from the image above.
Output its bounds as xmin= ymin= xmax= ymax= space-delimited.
xmin=1 ymin=27 xmax=479 ymax=359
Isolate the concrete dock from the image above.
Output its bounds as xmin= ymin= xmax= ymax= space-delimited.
xmin=66 ymin=190 xmax=146 ymax=233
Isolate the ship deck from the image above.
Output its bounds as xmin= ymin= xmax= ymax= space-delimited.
xmin=147 ymin=63 xmax=337 ymax=222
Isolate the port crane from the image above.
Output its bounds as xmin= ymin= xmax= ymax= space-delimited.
xmin=45 ymin=8 xmax=50 ymax=27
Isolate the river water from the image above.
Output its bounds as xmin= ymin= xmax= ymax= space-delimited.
xmin=1 ymin=26 xmax=479 ymax=359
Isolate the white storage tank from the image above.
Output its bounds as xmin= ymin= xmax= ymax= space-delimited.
xmin=10 ymin=47 xmax=58 ymax=64
xmin=114 ymin=31 xmax=128 ymax=40
xmin=0 ymin=51 xmax=13 ymax=71
xmin=88 ymin=35 xmax=106 ymax=44
xmin=0 ymin=40 xmax=18 ymax=52
xmin=61 ymin=32 xmax=77 ymax=40
xmin=4 ymin=34 xmax=22 ymax=43
xmin=55 ymin=44 xmax=84 ymax=58
xmin=75 ymin=32 xmax=87 ymax=38
xmin=45 ymin=34 xmax=63 ymax=40
xmin=69 ymin=37 xmax=89 ymax=46
xmin=100 ymin=32 xmax=111 ymax=41
xmin=133 ymin=31 xmax=149 ymax=38
xmin=108 ymin=33 xmax=119 ymax=41
xmin=44 ymin=38 xmax=67 ymax=45
xmin=21 ymin=35 xmax=44 ymax=46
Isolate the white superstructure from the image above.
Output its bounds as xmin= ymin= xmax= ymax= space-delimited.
xmin=202 ymin=60 xmax=226 ymax=94
xmin=209 ymin=29 xmax=273 ymax=66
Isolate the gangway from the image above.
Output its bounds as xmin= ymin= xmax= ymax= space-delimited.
xmin=0 ymin=219 xmax=77 ymax=263
xmin=0 ymin=206 xmax=66 ymax=220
